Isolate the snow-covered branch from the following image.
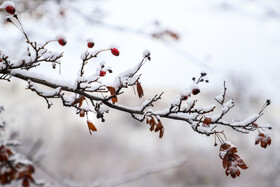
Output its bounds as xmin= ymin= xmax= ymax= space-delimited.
xmin=0 ymin=1 xmax=273 ymax=180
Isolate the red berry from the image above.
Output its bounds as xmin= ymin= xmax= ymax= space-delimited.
xmin=87 ymin=42 xmax=95 ymax=48
xmin=111 ymin=48 xmax=120 ymax=56
xmin=58 ymin=38 xmax=67 ymax=46
xmin=99 ymin=70 xmax=106 ymax=77
xmin=5 ymin=6 xmax=15 ymax=14
xmin=192 ymin=89 xmax=200 ymax=95
xmin=181 ymin=95 xmax=188 ymax=100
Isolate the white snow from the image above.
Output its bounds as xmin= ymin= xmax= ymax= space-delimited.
xmin=55 ymin=34 xmax=66 ymax=40
xmin=0 ymin=1 xmax=15 ymax=9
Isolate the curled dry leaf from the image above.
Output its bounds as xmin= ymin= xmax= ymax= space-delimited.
xmin=107 ymin=86 xmax=118 ymax=104
xmin=73 ymin=96 xmax=86 ymax=107
xmin=255 ymin=132 xmax=271 ymax=148
xmin=146 ymin=117 xmax=164 ymax=138
xmin=87 ymin=120 xmax=97 ymax=135
xmin=79 ymin=109 xmax=85 ymax=117
xmin=203 ymin=117 xmax=212 ymax=127
xmin=219 ymin=143 xmax=248 ymax=178
xmin=159 ymin=128 xmax=164 ymax=139
xmin=136 ymin=81 xmax=144 ymax=98
xmin=155 ymin=120 xmax=163 ymax=132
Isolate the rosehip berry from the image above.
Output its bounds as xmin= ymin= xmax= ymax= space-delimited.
xmin=111 ymin=48 xmax=120 ymax=56
xmin=5 ymin=5 xmax=15 ymax=14
xmin=58 ymin=38 xmax=67 ymax=46
xmin=192 ymin=88 xmax=200 ymax=95
xmin=99 ymin=70 xmax=106 ymax=77
xmin=87 ymin=42 xmax=95 ymax=48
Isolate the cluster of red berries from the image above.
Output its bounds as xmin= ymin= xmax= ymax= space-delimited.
xmin=181 ymin=88 xmax=200 ymax=100
xmin=55 ymin=37 xmax=119 ymax=77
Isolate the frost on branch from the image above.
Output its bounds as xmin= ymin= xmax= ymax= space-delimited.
xmin=0 ymin=4 xmax=273 ymax=178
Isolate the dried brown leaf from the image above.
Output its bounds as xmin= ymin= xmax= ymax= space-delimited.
xmin=146 ymin=118 xmax=150 ymax=124
xmin=107 ymin=86 xmax=118 ymax=104
xmin=111 ymin=97 xmax=118 ymax=104
xmin=149 ymin=118 xmax=156 ymax=126
xmin=73 ymin=96 xmax=86 ymax=107
xmin=87 ymin=120 xmax=97 ymax=135
xmin=107 ymin=86 xmax=116 ymax=96
xmin=223 ymin=159 xmax=229 ymax=169
xmin=159 ymin=128 xmax=164 ymax=138
xmin=155 ymin=120 xmax=163 ymax=132
xmin=203 ymin=117 xmax=212 ymax=126
xmin=22 ymin=178 xmax=29 ymax=187
xmin=136 ymin=81 xmax=144 ymax=98
xmin=79 ymin=110 xmax=85 ymax=117
xmin=255 ymin=132 xmax=272 ymax=148
xmin=150 ymin=124 xmax=155 ymax=131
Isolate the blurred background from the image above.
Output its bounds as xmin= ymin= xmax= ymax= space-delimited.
xmin=0 ymin=0 xmax=280 ymax=186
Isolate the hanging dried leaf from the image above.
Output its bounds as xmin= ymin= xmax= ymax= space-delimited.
xmin=155 ymin=120 xmax=163 ymax=132
xmin=107 ymin=86 xmax=118 ymax=104
xmin=136 ymin=81 xmax=144 ymax=98
xmin=111 ymin=97 xmax=118 ymax=104
xmin=255 ymin=132 xmax=271 ymax=148
xmin=107 ymin=86 xmax=116 ymax=96
xmin=79 ymin=110 xmax=85 ymax=117
xmin=219 ymin=143 xmax=248 ymax=178
xmin=87 ymin=120 xmax=97 ymax=135
xmin=150 ymin=124 xmax=155 ymax=131
xmin=73 ymin=96 xmax=86 ymax=107
xmin=146 ymin=118 xmax=150 ymax=124
xmin=149 ymin=118 xmax=156 ymax=126
xmin=159 ymin=128 xmax=164 ymax=138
